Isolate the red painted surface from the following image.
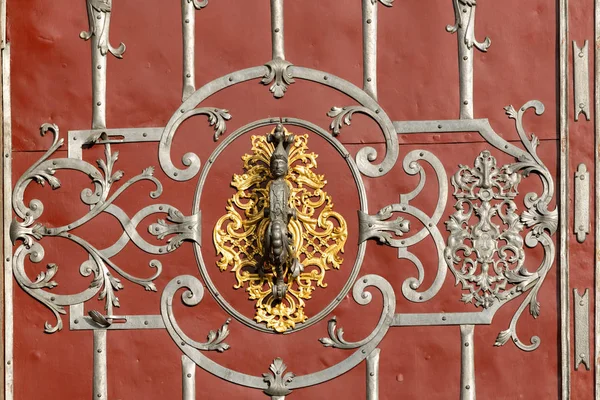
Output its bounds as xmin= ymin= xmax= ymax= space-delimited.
xmin=8 ymin=0 xmax=568 ymax=399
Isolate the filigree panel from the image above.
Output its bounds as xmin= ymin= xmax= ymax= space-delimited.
xmin=213 ymin=131 xmax=347 ymax=332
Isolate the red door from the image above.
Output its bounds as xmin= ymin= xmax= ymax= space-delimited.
xmin=3 ymin=0 xmax=593 ymax=399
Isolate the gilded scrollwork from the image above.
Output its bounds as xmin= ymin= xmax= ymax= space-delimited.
xmin=213 ymin=130 xmax=347 ymax=333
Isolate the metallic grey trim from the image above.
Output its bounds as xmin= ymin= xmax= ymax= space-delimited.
xmin=181 ymin=0 xmax=207 ymax=101
xmin=270 ymin=0 xmax=285 ymax=60
xmin=68 ymin=127 xmax=164 ymax=160
xmin=573 ymin=41 xmax=590 ymax=121
xmin=573 ymin=289 xmax=590 ymax=371
xmin=460 ymin=325 xmax=476 ymax=400
xmin=362 ymin=0 xmax=377 ymax=99
xmin=182 ymin=355 xmax=196 ymax=400
xmin=159 ymin=66 xmax=398 ymax=180
xmin=93 ymin=329 xmax=108 ymax=399
xmin=193 ymin=117 xmax=368 ymax=334
xmin=574 ymin=164 xmax=589 ymax=243
xmin=595 ymin=1 xmax=600 ymax=396
xmin=446 ymin=0 xmax=490 ymax=119
xmin=3 ymin=42 xmax=12 ymax=400
xmin=366 ymin=348 xmax=380 ymax=400
xmin=161 ymin=274 xmax=395 ymax=391
xmin=559 ymin=0 xmax=570 ymax=396
xmin=69 ymin=304 xmax=165 ymax=331
xmin=79 ymin=0 xmax=126 ymax=129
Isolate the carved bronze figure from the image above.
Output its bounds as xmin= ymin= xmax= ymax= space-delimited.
xmin=256 ymin=124 xmax=304 ymax=300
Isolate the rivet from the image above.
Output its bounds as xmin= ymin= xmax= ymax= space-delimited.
xmin=174 ymin=172 xmax=179 ymax=177
xmin=438 ymin=124 xmax=442 ymax=129
xmin=375 ymin=109 xmax=380 ymax=114
xmin=369 ymin=372 xmax=374 ymax=376
xmin=159 ymin=206 xmax=164 ymax=211
xmin=4 ymin=154 xmax=8 ymax=158
xmin=74 ymin=319 xmax=79 ymax=324
xmin=363 ymin=278 xmax=368 ymax=283
xmin=463 ymin=56 xmax=468 ymax=61
xmin=521 ymin=106 xmax=526 ymax=111
xmin=97 ymin=15 xmax=101 ymax=19
xmin=229 ymin=76 xmax=233 ymax=82
xmin=181 ymin=342 xmax=186 ymax=346
xmin=580 ymin=353 xmax=585 ymax=358
xmin=97 ymin=394 xmax=102 ymax=398
xmin=362 ymin=349 xmax=366 ymax=354
xmin=579 ymin=225 xmax=585 ymax=231
xmin=144 ymin=321 xmax=149 ymax=326
xmin=159 ymin=248 xmax=164 ymax=253
xmin=324 ymin=76 xmax=328 ymax=80
xmin=580 ymin=175 xmax=585 ymax=180
xmin=274 ymin=28 xmax=280 ymax=33
xmin=463 ymin=100 xmax=469 ymax=105
xmin=6 ymin=361 xmax=10 ymax=365
xmin=420 ymin=152 xmax=424 ymax=157
xmin=419 ymin=295 xmax=423 ymax=300
xmin=97 ymin=65 xmax=102 ymax=70
xmin=67 ymin=225 xmax=72 ymax=229
xmin=51 ymin=296 xmax=55 ymax=301
xmin=97 ymin=349 xmax=102 ymax=353
xmin=142 ymin=132 xmax=147 ymax=137
xmin=579 ymin=103 xmax=585 ymax=109
xmin=579 ymin=52 xmax=584 ymax=58
xmin=188 ymin=225 xmax=193 ymax=230
xmin=442 ymin=316 xmax=447 ymax=321
xmin=462 ymin=8 xmax=467 ymax=13
xmin=185 ymin=19 xmax=190 ymax=23
xmin=368 ymin=224 xmax=373 ymax=228
xmin=466 ymin=385 xmax=470 ymax=390
xmin=97 ymin=102 xmax=102 ymax=106
xmin=378 ymin=167 xmax=384 ymax=172
xmin=367 ymin=77 xmax=372 ymax=82
xmin=5 ymin=258 xmax=9 ymax=262
xmin=187 ymin=373 xmax=192 ymax=378
xmin=186 ymin=73 xmax=191 ymax=78
xmin=464 ymin=342 xmax=469 ymax=347
xmin=580 ymin=301 xmax=585 ymax=306
xmin=180 ymin=109 xmax=185 ymax=113
xmin=177 ymin=280 xmax=182 ymax=284
xmin=367 ymin=19 xmax=372 ymax=24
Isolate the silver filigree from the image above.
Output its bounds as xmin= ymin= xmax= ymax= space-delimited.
xmin=263 ymin=358 xmax=295 ymax=397
xmin=447 ymin=101 xmax=557 ymax=351
xmin=79 ymin=0 xmax=126 ymax=58
xmin=262 ymin=58 xmax=295 ymax=98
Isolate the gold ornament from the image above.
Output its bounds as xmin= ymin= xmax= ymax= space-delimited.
xmin=213 ymin=129 xmax=347 ymax=332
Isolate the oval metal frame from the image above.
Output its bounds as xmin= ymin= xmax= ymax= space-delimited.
xmin=159 ymin=65 xmax=398 ymax=181
xmin=192 ymin=117 xmax=368 ymax=334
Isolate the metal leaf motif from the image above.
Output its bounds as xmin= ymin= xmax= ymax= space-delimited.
xmin=80 ymin=0 xmax=126 ymax=58
xmin=263 ymin=358 xmax=295 ymax=397
xmin=446 ymin=0 xmax=491 ymax=52
xmin=262 ymin=58 xmax=295 ymax=98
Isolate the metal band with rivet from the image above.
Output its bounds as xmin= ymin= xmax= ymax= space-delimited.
xmin=460 ymin=325 xmax=476 ymax=400
xmin=366 ymin=348 xmax=380 ymax=400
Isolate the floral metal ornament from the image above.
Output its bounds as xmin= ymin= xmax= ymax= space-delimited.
xmin=213 ymin=127 xmax=347 ymax=333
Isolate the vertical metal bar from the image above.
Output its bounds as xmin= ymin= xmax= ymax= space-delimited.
xmin=460 ymin=325 xmax=475 ymax=400
xmin=362 ymin=0 xmax=378 ymax=100
xmin=559 ymin=0 xmax=570 ymax=397
xmin=573 ymin=41 xmax=591 ymax=121
xmin=182 ymin=355 xmax=196 ymax=400
xmin=595 ymin=0 xmax=600 ymax=395
xmin=455 ymin=2 xmax=474 ymax=119
xmin=573 ymin=289 xmax=590 ymax=370
xmin=366 ymin=348 xmax=380 ymax=400
xmin=181 ymin=0 xmax=196 ymax=101
xmin=91 ymin=19 xmax=106 ymax=130
xmin=2 ymin=42 xmax=12 ymax=400
xmin=93 ymin=330 xmax=108 ymax=400
xmin=270 ymin=0 xmax=285 ymax=60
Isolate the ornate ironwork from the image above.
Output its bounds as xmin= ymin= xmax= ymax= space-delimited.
xmin=213 ymin=127 xmax=347 ymax=332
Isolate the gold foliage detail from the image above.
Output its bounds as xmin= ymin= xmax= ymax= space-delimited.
xmin=213 ymin=133 xmax=347 ymax=332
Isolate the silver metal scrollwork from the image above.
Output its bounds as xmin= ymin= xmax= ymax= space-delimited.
xmin=9 ymin=124 xmax=198 ymax=332
xmin=446 ymin=101 xmax=557 ymax=351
